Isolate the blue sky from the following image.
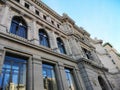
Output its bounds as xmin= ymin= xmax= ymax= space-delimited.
xmin=42 ymin=0 xmax=120 ymax=52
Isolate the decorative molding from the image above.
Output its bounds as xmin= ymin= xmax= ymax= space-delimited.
xmin=0 ymin=31 xmax=76 ymax=62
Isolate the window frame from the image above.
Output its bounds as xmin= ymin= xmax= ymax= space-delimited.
xmin=57 ymin=38 xmax=66 ymax=54
xmin=65 ymin=68 xmax=76 ymax=90
xmin=10 ymin=16 xmax=28 ymax=39
xmin=39 ymin=29 xmax=50 ymax=48
xmin=0 ymin=53 xmax=28 ymax=90
xmin=42 ymin=63 xmax=58 ymax=90
xmin=24 ymin=2 xmax=30 ymax=9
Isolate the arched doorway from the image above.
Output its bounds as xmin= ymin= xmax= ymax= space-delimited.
xmin=98 ymin=76 xmax=108 ymax=90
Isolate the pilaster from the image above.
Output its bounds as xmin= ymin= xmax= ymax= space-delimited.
xmin=0 ymin=45 xmax=5 ymax=74
xmin=32 ymin=55 xmax=44 ymax=90
xmin=55 ymin=64 xmax=64 ymax=90
xmin=58 ymin=62 xmax=69 ymax=90
xmin=30 ymin=20 xmax=39 ymax=45
xmin=78 ymin=62 xmax=93 ymax=90
xmin=20 ymin=0 xmax=25 ymax=6
xmin=73 ymin=68 xmax=86 ymax=90
xmin=63 ymin=39 xmax=72 ymax=56
xmin=0 ymin=5 xmax=9 ymax=26
xmin=91 ymin=49 xmax=101 ymax=64
xmin=49 ymin=31 xmax=59 ymax=52
xmin=69 ymin=36 xmax=82 ymax=59
xmin=27 ymin=56 xmax=33 ymax=90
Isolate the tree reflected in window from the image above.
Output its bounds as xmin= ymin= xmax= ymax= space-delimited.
xmin=10 ymin=16 xmax=27 ymax=38
xmin=57 ymin=38 xmax=66 ymax=54
xmin=39 ymin=29 xmax=50 ymax=47
xmin=0 ymin=55 xmax=27 ymax=90
xmin=42 ymin=64 xmax=58 ymax=90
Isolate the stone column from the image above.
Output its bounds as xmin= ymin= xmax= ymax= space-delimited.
xmin=73 ymin=68 xmax=86 ymax=90
xmin=49 ymin=31 xmax=59 ymax=52
xmin=55 ymin=64 xmax=64 ymax=90
xmin=20 ymin=0 xmax=25 ymax=6
xmin=0 ymin=45 xmax=5 ymax=74
xmin=78 ymin=62 xmax=93 ymax=90
xmin=77 ymin=41 xmax=85 ymax=57
xmin=58 ymin=62 xmax=69 ymax=90
xmin=63 ymin=39 xmax=72 ymax=56
xmin=30 ymin=5 xmax=35 ymax=13
xmin=69 ymin=36 xmax=82 ymax=59
xmin=32 ymin=55 xmax=44 ymax=90
xmin=29 ymin=20 xmax=39 ymax=45
xmin=91 ymin=49 xmax=101 ymax=63
xmin=27 ymin=22 xmax=32 ymax=41
xmin=27 ymin=56 xmax=33 ymax=90
xmin=0 ymin=5 xmax=9 ymax=25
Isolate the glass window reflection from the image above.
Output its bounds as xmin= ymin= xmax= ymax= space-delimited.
xmin=42 ymin=64 xmax=58 ymax=90
xmin=39 ymin=29 xmax=49 ymax=48
xmin=57 ymin=38 xmax=66 ymax=54
xmin=10 ymin=16 xmax=27 ymax=39
xmin=0 ymin=55 xmax=27 ymax=90
xmin=65 ymin=69 xmax=76 ymax=90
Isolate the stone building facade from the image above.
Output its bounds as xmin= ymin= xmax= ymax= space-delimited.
xmin=103 ymin=43 xmax=120 ymax=71
xmin=0 ymin=0 xmax=119 ymax=90
xmin=91 ymin=39 xmax=119 ymax=73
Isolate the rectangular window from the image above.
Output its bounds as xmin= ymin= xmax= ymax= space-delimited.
xmin=112 ymin=60 xmax=115 ymax=64
xmin=57 ymin=24 xmax=60 ymax=28
xmin=42 ymin=63 xmax=58 ymax=90
xmin=25 ymin=3 xmax=29 ymax=9
xmin=65 ymin=68 xmax=76 ymax=90
xmin=43 ymin=15 xmax=46 ymax=20
xmin=15 ymin=0 xmax=20 ymax=3
xmin=35 ymin=10 xmax=39 ymax=16
xmin=82 ymin=48 xmax=93 ymax=60
xmin=0 ymin=54 xmax=27 ymax=90
xmin=51 ymin=20 xmax=54 ymax=25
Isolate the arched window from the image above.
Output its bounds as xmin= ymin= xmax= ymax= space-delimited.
xmin=39 ymin=29 xmax=49 ymax=47
xmin=10 ymin=16 xmax=27 ymax=38
xmin=57 ymin=38 xmax=66 ymax=54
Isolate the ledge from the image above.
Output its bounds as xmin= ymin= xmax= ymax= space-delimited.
xmin=77 ymin=57 xmax=108 ymax=71
xmin=0 ymin=31 xmax=76 ymax=63
xmin=31 ymin=0 xmax=62 ymax=21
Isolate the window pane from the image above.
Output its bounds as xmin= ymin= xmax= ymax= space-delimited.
xmin=57 ymin=38 xmax=66 ymax=54
xmin=10 ymin=16 xmax=27 ymax=39
xmin=10 ymin=21 xmax=18 ymax=34
xmin=0 ymin=55 xmax=27 ymax=90
xmin=39 ymin=30 xmax=49 ymax=47
xmin=18 ymin=26 xmax=27 ymax=38
xmin=42 ymin=64 xmax=58 ymax=90
xmin=65 ymin=69 xmax=76 ymax=90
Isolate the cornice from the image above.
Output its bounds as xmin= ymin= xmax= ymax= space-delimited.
xmin=31 ymin=0 xmax=62 ymax=21
xmin=62 ymin=13 xmax=75 ymax=25
xmin=74 ymin=25 xmax=84 ymax=34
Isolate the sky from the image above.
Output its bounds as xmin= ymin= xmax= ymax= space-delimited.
xmin=42 ymin=0 xmax=120 ymax=52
